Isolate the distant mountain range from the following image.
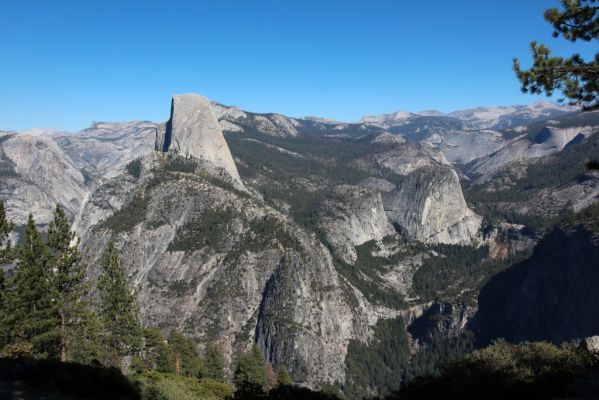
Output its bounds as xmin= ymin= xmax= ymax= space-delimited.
xmin=359 ymin=100 xmax=576 ymax=129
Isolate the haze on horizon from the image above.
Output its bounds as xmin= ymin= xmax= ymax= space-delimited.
xmin=0 ymin=0 xmax=595 ymax=132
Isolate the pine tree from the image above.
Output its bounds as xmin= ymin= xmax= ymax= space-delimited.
xmin=203 ymin=342 xmax=227 ymax=382
xmin=168 ymin=330 xmax=203 ymax=377
xmin=514 ymin=0 xmax=598 ymax=110
xmin=0 ymin=201 xmax=14 ymax=350
xmin=0 ymin=200 xmax=14 ymax=264
xmin=133 ymin=327 xmax=173 ymax=372
xmin=234 ymin=345 xmax=268 ymax=390
xmin=97 ymin=242 xmax=141 ymax=368
xmin=47 ymin=205 xmax=96 ymax=362
xmin=3 ymin=214 xmax=59 ymax=358
xmin=276 ymin=367 xmax=293 ymax=387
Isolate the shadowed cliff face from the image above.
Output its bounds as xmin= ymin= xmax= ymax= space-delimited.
xmin=472 ymin=218 xmax=599 ymax=346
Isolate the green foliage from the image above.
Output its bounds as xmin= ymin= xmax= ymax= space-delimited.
xmin=410 ymin=243 xmax=532 ymax=304
xmin=0 ymin=201 xmax=15 ymax=348
xmin=98 ymin=242 xmax=142 ymax=367
xmin=244 ymin=216 xmax=302 ymax=253
xmin=411 ymin=244 xmax=488 ymax=302
xmin=133 ymin=370 xmax=234 ymax=400
xmin=168 ymin=207 xmax=235 ymax=253
xmin=2 ymin=214 xmax=60 ymax=358
xmin=407 ymin=332 xmax=475 ymax=380
xmin=168 ymin=330 xmax=203 ymax=377
xmin=343 ymin=317 xmax=411 ymax=399
xmin=47 ymin=205 xmax=98 ymax=362
xmin=514 ymin=0 xmax=599 ymax=110
xmin=0 ymin=200 xmax=14 ymax=264
xmin=162 ymin=156 xmax=198 ymax=174
xmin=333 ymin=240 xmax=408 ymax=309
xmin=234 ymin=345 xmax=268 ymax=390
xmin=562 ymin=200 xmax=599 ymax=230
xmin=133 ymin=327 xmax=174 ymax=373
xmin=203 ymin=342 xmax=227 ymax=382
xmin=126 ymin=158 xmax=143 ymax=179
xmin=275 ymin=367 xmax=292 ymax=386
xmin=225 ymin=132 xmax=376 ymax=234
xmin=391 ymin=340 xmax=597 ymax=400
xmin=100 ymin=193 xmax=149 ymax=234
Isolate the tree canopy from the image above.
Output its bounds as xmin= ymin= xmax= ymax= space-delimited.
xmin=514 ymin=0 xmax=598 ymax=110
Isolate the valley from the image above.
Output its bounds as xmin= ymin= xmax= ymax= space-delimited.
xmin=1 ymin=93 xmax=597 ymax=398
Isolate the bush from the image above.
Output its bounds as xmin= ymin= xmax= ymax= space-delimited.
xmin=389 ymin=340 xmax=597 ymax=400
xmin=133 ymin=370 xmax=234 ymax=400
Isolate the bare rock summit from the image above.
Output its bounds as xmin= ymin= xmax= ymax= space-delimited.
xmin=156 ymin=93 xmax=243 ymax=185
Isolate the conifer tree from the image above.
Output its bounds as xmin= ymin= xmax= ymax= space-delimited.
xmin=47 ymin=205 xmax=95 ymax=362
xmin=203 ymin=342 xmax=227 ymax=382
xmin=276 ymin=367 xmax=293 ymax=386
xmin=0 ymin=200 xmax=14 ymax=264
xmin=133 ymin=327 xmax=173 ymax=372
xmin=98 ymin=242 xmax=141 ymax=368
xmin=0 ymin=201 xmax=14 ymax=349
xmin=3 ymin=214 xmax=59 ymax=357
xmin=234 ymin=345 xmax=268 ymax=390
xmin=168 ymin=330 xmax=203 ymax=377
xmin=514 ymin=0 xmax=598 ymax=110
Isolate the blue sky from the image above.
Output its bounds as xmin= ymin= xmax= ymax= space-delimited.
xmin=0 ymin=0 xmax=595 ymax=131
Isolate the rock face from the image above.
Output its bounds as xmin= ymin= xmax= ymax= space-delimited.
xmin=408 ymin=302 xmax=476 ymax=345
xmin=467 ymin=125 xmax=596 ymax=180
xmin=473 ymin=217 xmax=599 ymax=345
xmin=81 ymin=161 xmax=372 ymax=387
xmin=483 ymin=223 xmax=538 ymax=260
xmin=423 ymin=129 xmax=506 ymax=165
xmin=383 ymin=165 xmax=481 ymax=245
xmin=211 ymin=102 xmax=300 ymax=137
xmin=318 ymin=185 xmax=396 ymax=264
xmin=157 ymin=94 xmax=243 ymax=185
xmin=0 ymin=133 xmax=86 ymax=225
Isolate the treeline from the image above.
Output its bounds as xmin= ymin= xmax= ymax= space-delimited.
xmin=0 ymin=201 xmax=142 ymax=366
xmin=389 ymin=340 xmax=599 ymax=400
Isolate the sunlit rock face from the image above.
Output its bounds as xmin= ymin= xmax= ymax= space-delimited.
xmin=318 ymin=185 xmax=396 ymax=264
xmin=156 ymin=94 xmax=243 ymax=186
xmin=383 ymin=165 xmax=482 ymax=245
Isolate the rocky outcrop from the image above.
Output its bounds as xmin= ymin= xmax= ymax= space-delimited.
xmin=1 ymin=134 xmax=86 ymax=225
xmin=408 ymin=302 xmax=476 ymax=345
xmin=318 ymin=185 xmax=396 ymax=264
xmin=483 ymin=223 xmax=538 ymax=260
xmin=382 ymin=165 xmax=481 ymax=245
xmin=467 ymin=125 xmax=596 ymax=180
xmin=354 ymin=143 xmax=450 ymax=176
xmin=255 ymin=243 xmax=371 ymax=385
xmin=157 ymin=94 xmax=243 ymax=185
xmin=423 ymin=129 xmax=506 ymax=164
xmin=358 ymin=177 xmax=396 ymax=193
